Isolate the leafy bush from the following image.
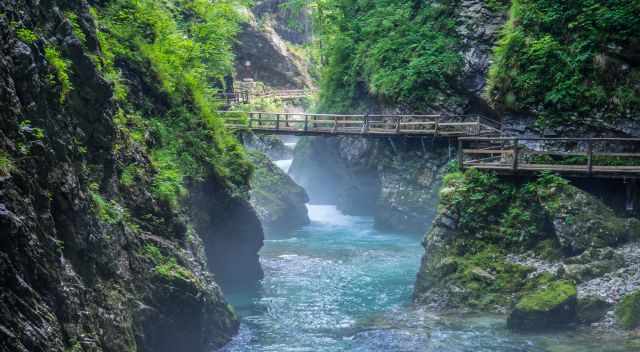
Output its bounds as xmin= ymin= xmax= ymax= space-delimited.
xmin=487 ymin=0 xmax=640 ymax=126
xmin=44 ymin=45 xmax=73 ymax=102
xmin=314 ymin=0 xmax=463 ymax=112
xmin=440 ymin=169 xmax=563 ymax=248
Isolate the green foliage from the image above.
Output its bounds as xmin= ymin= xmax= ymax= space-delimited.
xmin=92 ymin=0 xmax=253 ymax=208
xmin=315 ymin=0 xmax=463 ymax=112
xmin=143 ymin=244 xmax=198 ymax=283
xmin=616 ymin=290 xmax=640 ymax=329
xmin=440 ymin=169 xmax=565 ymax=248
xmin=44 ymin=45 xmax=73 ymax=103
xmin=16 ymin=28 xmax=38 ymax=44
xmin=487 ymin=0 xmax=640 ymax=126
xmin=516 ymin=280 xmax=577 ymax=312
xmin=0 ymin=150 xmax=15 ymax=177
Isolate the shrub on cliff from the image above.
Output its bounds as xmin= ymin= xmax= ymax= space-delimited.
xmin=487 ymin=0 xmax=640 ymax=126
xmin=314 ymin=0 xmax=463 ymax=112
xmin=93 ymin=0 xmax=253 ymax=207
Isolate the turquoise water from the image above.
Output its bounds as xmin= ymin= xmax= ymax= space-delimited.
xmin=221 ymin=205 xmax=634 ymax=352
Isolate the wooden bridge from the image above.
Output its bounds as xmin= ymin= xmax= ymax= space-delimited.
xmin=220 ymin=111 xmax=502 ymax=137
xmin=458 ymin=137 xmax=640 ymax=179
xmin=216 ymin=89 xmax=314 ymax=105
xmin=220 ymin=111 xmax=640 ymax=179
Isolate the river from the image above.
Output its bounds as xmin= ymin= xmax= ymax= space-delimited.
xmin=220 ymin=204 xmax=633 ymax=351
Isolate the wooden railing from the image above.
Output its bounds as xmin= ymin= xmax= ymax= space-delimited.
xmin=220 ymin=111 xmax=501 ymax=137
xmin=215 ymin=89 xmax=315 ymax=105
xmin=459 ymin=137 xmax=640 ymax=178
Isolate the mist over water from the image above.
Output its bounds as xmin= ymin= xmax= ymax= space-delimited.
xmin=220 ymin=203 xmax=633 ymax=351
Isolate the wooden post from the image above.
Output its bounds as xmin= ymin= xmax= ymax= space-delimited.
xmin=285 ymin=114 xmax=289 ymax=128
xmin=395 ymin=117 xmax=401 ymax=134
xmin=276 ymin=114 xmax=280 ymax=130
xmin=458 ymin=138 xmax=464 ymax=170
xmin=332 ymin=116 xmax=338 ymax=133
xmin=434 ymin=115 xmax=439 ymax=137
xmin=248 ymin=113 xmax=253 ymax=128
xmin=512 ymin=139 xmax=519 ymax=171
xmin=258 ymin=113 xmax=262 ymax=127
xmin=587 ymin=139 xmax=593 ymax=175
xmin=304 ymin=114 xmax=309 ymax=132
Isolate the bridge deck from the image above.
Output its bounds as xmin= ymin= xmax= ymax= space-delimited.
xmin=221 ymin=111 xmax=502 ymax=138
xmin=459 ymin=137 xmax=640 ymax=179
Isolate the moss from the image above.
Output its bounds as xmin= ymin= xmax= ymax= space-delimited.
xmin=516 ymin=280 xmax=576 ymax=312
xmin=0 ymin=150 xmax=15 ymax=177
xmin=16 ymin=28 xmax=38 ymax=44
xmin=616 ymin=290 xmax=640 ymax=330
xmin=448 ymin=243 xmax=534 ymax=309
xmin=44 ymin=45 xmax=73 ymax=102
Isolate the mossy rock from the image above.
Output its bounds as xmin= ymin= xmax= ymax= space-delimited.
xmin=577 ymin=296 xmax=612 ymax=324
xmin=508 ymin=280 xmax=577 ymax=331
xmin=616 ymin=290 xmax=640 ymax=330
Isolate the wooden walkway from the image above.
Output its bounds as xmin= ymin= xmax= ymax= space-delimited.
xmin=459 ymin=137 xmax=640 ymax=179
xmin=216 ymin=89 xmax=314 ymax=105
xmin=221 ymin=111 xmax=502 ymax=137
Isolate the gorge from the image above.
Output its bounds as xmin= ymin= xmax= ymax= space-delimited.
xmin=1 ymin=0 xmax=640 ymax=352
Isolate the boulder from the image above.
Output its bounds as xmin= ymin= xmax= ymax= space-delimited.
xmin=616 ymin=290 xmax=640 ymax=330
xmin=538 ymin=183 xmax=639 ymax=255
xmin=508 ymin=280 xmax=577 ymax=331
xmin=577 ymin=296 xmax=612 ymax=324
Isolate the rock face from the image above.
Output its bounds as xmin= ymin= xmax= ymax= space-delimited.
xmin=249 ymin=152 xmax=310 ymax=234
xmin=234 ymin=5 xmax=313 ymax=88
xmin=290 ymin=136 xmax=450 ymax=233
xmin=0 ymin=1 xmax=262 ymax=351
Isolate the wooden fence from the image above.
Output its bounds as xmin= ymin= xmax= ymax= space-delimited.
xmin=459 ymin=137 xmax=640 ymax=178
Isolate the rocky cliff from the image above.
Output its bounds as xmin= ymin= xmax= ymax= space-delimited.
xmin=234 ymin=1 xmax=314 ymax=89
xmin=0 ymin=1 xmax=262 ymax=351
xmin=290 ymin=137 xmax=451 ymax=233
xmin=414 ymin=169 xmax=640 ymax=331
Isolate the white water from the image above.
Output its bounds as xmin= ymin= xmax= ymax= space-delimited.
xmin=274 ymin=159 xmax=293 ymax=173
